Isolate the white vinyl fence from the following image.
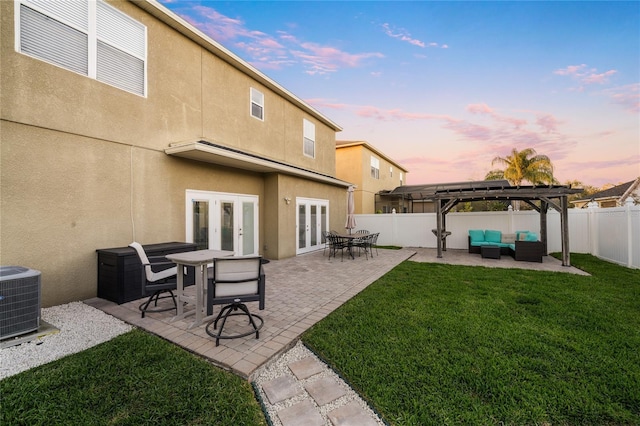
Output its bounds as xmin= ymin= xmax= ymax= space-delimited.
xmin=354 ymin=203 xmax=640 ymax=269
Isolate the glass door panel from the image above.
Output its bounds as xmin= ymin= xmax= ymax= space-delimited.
xmin=192 ymin=200 xmax=209 ymax=250
xmin=310 ymin=205 xmax=317 ymax=246
xmin=220 ymin=201 xmax=234 ymax=252
xmin=298 ymin=203 xmax=307 ymax=249
xmin=242 ymin=201 xmax=255 ymax=256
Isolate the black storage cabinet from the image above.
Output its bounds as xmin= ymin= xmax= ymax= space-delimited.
xmin=96 ymin=242 xmax=197 ymax=304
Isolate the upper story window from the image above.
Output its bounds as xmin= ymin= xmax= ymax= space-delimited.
xmin=370 ymin=156 xmax=380 ymax=179
xmin=303 ymin=119 xmax=315 ymax=158
xmin=400 ymin=172 xmax=404 ymax=186
xmin=390 ymin=166 xmax=393 ymax=177
xmin=250 ymin=88 xmax=264 ymax=120
xmin=15 ymin=0 xmax=147 ymax=97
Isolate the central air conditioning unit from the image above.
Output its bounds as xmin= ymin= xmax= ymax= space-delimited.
xmin=0 ymin=266 xmax=41 ymax=340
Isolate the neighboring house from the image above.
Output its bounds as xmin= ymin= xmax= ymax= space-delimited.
xmin=1 ymin=0 xmax=351 ymax=307
xmin=572 ymin=177 xmax=640 ymax=208
xmin=335 ymin=141 xmax=408 ymax=214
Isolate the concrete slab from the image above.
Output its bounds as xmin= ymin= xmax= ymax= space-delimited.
xmin=289 ymin=356 xmax=325 ymax=380
xmin=277 ymin=400 xmax=325 ymax=426
xmin=304 ymin=377 xmax=348 ymax=406
xmin=327 ymin=401 xmax=381 ymax=426
xmin=261 ymin=375 xmax=303 ymax=405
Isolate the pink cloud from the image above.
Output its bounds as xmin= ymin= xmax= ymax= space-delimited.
xmin=536 ymin=114 xmax=562 ymax=133
xmin=554 ymin=64 xmax=618 ymax=88
xmin=381 ymin=23 xmax=426 ymax=48
xmin=604 ymin=83 xmax=640 ymax=114
xmin=466 ymin=103 xmax=527 ymax=129
xmin=174 ymin=6 xmax=383 ymax=74
xmin=292 ymin=42 xmax=384 ymax=74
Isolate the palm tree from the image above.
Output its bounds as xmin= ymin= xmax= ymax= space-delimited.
xmin=486 ymin=148 xmax=554 ymax=186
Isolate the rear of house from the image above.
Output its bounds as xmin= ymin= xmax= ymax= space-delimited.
xmin=0 ymin=0 xmax=349 ymax=307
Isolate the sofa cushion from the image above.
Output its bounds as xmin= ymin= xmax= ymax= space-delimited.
xmin=468 ymin=229 xmax=485 ymax=243
xmin=525 ymin=232 xmax=538 ymax=242
xmin=518 ymin=232 xmax=529 ymax=241
xmin=485 ymin=230 xmax=502 ymax=243
xmin=516 ymin=231 xmax=529 ymax=240
xmin=501 ymin=233 xmax=516 ymax=244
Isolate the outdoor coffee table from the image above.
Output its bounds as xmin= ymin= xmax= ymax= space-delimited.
xmin=165 ymin=249 xmax=234 ymax=329
xmin=480 ymin=245 xmax=501 ymax=259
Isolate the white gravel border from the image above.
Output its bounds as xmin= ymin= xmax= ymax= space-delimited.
xmin=0 ymin=302 xmax=133 ymax=380
xmin=252 ymin=340 xmax=385 ymax=426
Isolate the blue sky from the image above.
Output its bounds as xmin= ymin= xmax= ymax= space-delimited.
xmin=160 ymin=0 xmax=639 ymax=188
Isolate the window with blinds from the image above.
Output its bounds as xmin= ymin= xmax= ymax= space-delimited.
xmin=250 ymin=88 xmax=264 ymax=120
xmin=303 ymin=119 xmax=315 ymax=158
xmin=370 ymin=156 xmax=380 ymax=179
xmin=16 ymin=0 xmax=147 ymax=97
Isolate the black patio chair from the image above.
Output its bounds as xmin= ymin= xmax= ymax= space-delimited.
xmin=129 ymin=242 xmax=179 ymax=318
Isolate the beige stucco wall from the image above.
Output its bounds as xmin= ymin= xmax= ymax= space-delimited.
xmin=1 ymin=1 xmax=344 ymax=307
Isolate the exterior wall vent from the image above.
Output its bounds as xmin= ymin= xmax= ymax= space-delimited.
xmin=0 ymin=266 xmax=41 ymax=340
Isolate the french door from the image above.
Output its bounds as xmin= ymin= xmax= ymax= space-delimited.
xmin=186 ymin=190 xmax=259 ymax=256
xmin=296 ymin=197 xmax=329 ymax=254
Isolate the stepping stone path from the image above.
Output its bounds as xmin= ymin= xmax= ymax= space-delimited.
xmin=254 ymin=341 xmax=384 ymax=426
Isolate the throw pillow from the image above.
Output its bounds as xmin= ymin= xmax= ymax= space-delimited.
xmin=501 ymin=233 xmax=516 ymax=244
xmin=525 ymin=232 xmax=538 ymax=242
xmin=518 ymin=232 xmax=529 ymax=241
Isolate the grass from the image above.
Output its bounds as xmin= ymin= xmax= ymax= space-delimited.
xmin=303 ymin=254 xmax=640 ymax=425
xmin=2 ymin=254 xmax=638 ymax=425
xmin=0 ymin=329 xmax=267 ymax=426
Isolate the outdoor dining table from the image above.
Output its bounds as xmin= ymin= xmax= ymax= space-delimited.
xmin=165 ymin=249 xmax=234 ymax=329
xmin=336 ymin=233 xmax=370 ymax=259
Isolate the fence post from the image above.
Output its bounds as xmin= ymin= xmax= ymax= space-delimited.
xmin=588 ymin=201 xmax=599 ymax=257
xmin=626 ymin=198 xmax=633 ymax=268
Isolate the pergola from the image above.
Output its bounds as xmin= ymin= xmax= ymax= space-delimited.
xmin=389 ymin=180 xmax=583 ymax=266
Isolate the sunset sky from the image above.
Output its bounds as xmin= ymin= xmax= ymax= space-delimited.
xmin=160 ymin=0 xmax=639 ymax=188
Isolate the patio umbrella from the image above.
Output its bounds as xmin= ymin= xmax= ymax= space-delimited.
xmin=345 ymin=186 xmax=356 ymax=234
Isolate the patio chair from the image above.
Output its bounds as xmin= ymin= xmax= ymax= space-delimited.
xmin=369 ymin=233 xmax=380 ymax=256
xmin=322 ymin=230 xmax=332 ymax=256
xmin=129 ymin=242 xmax=180 ymax=318
xmin=351 ymin=232 xmax=371 ymax=259
xmin=327 ymin=234 xmax=350 ymax=261
xmin=205 ymin=256 xmax=265 ymax=346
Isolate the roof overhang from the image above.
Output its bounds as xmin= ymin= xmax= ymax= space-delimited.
xmin=166 ymin=140 xmax=351 ymax=188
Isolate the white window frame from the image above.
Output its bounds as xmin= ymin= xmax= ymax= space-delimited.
xmin=390 ymin=166 xmax=393 ymax=177
xmin=250 ymin=87 xmax=264 ymax=120
xmin=15 ymin=0 xmax=147 ymax=97
xmin=400 ymin=172 xmax=404 ymax=186
xmin=303 ymin=119 xmax=315 ymax=158
xmin=370 ymin=156 xmax=380 ymax=179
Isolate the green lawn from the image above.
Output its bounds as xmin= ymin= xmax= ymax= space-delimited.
xmin=0 ymin=330 xmax=267 ymax=426
xmin=2 ymin=254 xmax=638 ymax=425
xmin=303 ymin=254 xmax=640 ymax=425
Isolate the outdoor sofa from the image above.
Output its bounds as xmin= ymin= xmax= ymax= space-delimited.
xmin=468 ymin=229 xmax=544 ymax=262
